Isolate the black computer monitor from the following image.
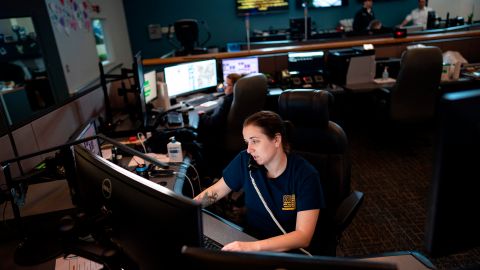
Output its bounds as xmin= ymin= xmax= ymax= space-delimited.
xmin=221 ymin=57 xmax=259 ymax=82
xmin=68 ymin=119 xmax=101 ymax=156
xmin=288 ymin=51 xmax=325 ymax=75
xmin=425 ymin=89 xmax=480 ymax=256
xmin=164 ymin=59 xmax=217 ymax=100
xmin=73 ymin=145 xmax=203 ymax=269
xmin=132 ymin=51 xmax=147 ymax=128
xmin=182 ymin=246 xmax=397 ymax=270
xmin=290 ymin=17 xmax=311 ymax=40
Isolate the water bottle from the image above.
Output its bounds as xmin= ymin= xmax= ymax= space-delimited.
xmin=167 ymin=136 xmax=183 ymax=163
xmin=382 ymin=66 xmax=389 ymax=80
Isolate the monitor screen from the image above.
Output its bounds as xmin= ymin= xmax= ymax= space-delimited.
xmin=182 ymin=246 xmax=397 ymax=269
xmin=236 ymin=0 xmax=289 ymax=16
xmin=221 ymin=57 xmax=259 ymax=82
xmin=73 ymin=145 xmax=203 ymax=269
xmin=296 ymin=0 xmax=348 ymax=8
xmin=143 ymin=70 xmax=158 ymax=104
xmin=164 ymin=59 xmax=217 ymax=99
xmin=425 ymin=90 xmax=480 ymax=256
xmin=288 ymin=51 xmax=325 ymax=75
xmin=68 ymin=120 xmax=101 ymax=157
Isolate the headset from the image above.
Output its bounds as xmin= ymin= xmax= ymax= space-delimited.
xmin=248 ymin=155 xmax=312 ymax=256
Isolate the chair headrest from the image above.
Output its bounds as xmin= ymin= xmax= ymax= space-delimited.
xmin=278 ymin=89 xmax=333 ymax=128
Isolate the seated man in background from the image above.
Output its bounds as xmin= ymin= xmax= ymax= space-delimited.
xmin=197 ymin=73 xmax=242 ymax=177
xmin=353 ymin=0 xmax=375 ymax=32
xmin=399 ymin=0 xmax=433 ymax=29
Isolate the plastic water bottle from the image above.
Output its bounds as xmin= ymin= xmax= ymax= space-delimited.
xmin=382 ymin=66 xmax=389 ymax=80
xmin=167 ymin=136 xmax=183 ymax=163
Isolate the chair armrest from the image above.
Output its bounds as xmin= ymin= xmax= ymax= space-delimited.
xmin=334 ymin=190 xmax=364 ymax=236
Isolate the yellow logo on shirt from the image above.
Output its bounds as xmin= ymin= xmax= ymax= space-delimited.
xmin=282 ymin=194 xmax=296 ymax=210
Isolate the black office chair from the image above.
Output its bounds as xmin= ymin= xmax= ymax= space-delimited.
xmin=224 ymin=73 xmax=268 ymax=156
xmin=278 ymin=89 xmax=364 ymax=256
xmin=173 ymin=19 xmax=209 ymax=56
xmin=377 ymin=45 xmax=443 ymax=124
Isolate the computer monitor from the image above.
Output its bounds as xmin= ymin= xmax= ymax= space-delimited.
xmin=296 ymin=0 xmax=348 ymax=8
xmin=182 ymin=246 xmax=397 ymax=270
xmin=425 ymin=90 xmax=480 ymax=256
xmin=73 ymin=145 xmax=203 ymax=269
xmin=288 ymin=51 xmax=325 ymax=75
xmin=164 ymin=59 xmax=217 ymax=99
xmin=68 ymin=119 xmax=101 ymax=156
xmin=221 ymin=57 xmax=259 ymax=82
xmin=290 ymin=17 xmax=311 ymax=40
xmin=143 ymin=70 xmax=158 ymax=104
xmin=132 ymin=51 xmax=147 ymax=128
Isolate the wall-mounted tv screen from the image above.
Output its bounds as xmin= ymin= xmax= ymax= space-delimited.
xmin=164 ymin=59 xmax=217 ymax=99
xmin=236 ymin=0 xmax=289 ymax=16
xmin=221 ymin=57 xmax=259 ymax=82
xmin=296 ymin=0 xmax=348 ymax=8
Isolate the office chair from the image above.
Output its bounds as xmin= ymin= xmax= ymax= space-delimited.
xmin=278 ymin=89 xmax=364 ymax=256
xmin=224 ymin=73 xmax=268 ymax=155
xmin=378 ymin=45 xmax=443 ymax=124
xmin=173 ymin=19 xmax=208 ymax=56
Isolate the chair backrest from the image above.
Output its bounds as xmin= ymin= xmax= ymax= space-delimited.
xmin=390 ymin=46 xmax=443 ymax=122
xmin=224 ymin=73 xmax=268 ymax=154
xmin=278 ymin=89 xmax=351 ymax=255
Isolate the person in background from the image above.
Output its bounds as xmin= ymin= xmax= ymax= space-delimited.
xmin=195 ymin=111 xmax=324 ymax=254
xmin=353 ymin=0 xmax=375 ymax=32
xmin=399 ymin=0 xmax=433 ymax=29
xmin=198 ymin=73 xmax=242 ymax=131
xmin=197 ymin=73 xmax=242 ymax=177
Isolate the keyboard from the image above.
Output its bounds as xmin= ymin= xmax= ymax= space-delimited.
xmin=203 ymin=235 xmax=223 ymax=250
xmin=186 ymin=94 xmax=216 ymax=107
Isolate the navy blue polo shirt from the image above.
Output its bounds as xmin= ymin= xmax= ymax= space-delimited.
xmin=223 ymin=150 xmax=325 ymax=240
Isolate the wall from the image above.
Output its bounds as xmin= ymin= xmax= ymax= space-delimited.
xmin=123 ymin=0 xmax=419 ymax=59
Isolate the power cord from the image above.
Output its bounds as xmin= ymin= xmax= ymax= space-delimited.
xmin=136 ymin=132 xmax=148 ymax=154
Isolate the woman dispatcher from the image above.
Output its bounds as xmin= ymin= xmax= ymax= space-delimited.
xmin=194 ymin=111 xmax=325 ymax=253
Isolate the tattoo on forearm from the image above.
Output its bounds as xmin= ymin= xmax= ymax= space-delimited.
xmin=202 ymin=191 xmax=218 ymax=207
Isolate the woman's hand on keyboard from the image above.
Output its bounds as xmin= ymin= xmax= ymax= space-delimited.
xmin=221 ymin=241 xmax=260 ymax=252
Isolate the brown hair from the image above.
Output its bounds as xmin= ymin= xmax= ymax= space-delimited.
xmin=227 ymin=73 xmax=242 ymax=85
xmin=243 ymin=111 xmax=291 ymax=154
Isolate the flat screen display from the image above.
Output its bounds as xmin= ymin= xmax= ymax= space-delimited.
xmin=221 ymin=57 xmax=259 ymax=82
xmin=69 ymin=120 xmax=101 ymax=157
xmin=296 ymin=0 xmax=348 ymax=8
xmin=164 ymin=59 xmax=217 ymax=98
xmin=236 ymin=0 xmax=289 ymax=15
xmin=288 ymin=51 xmax=325 ymax=74
xmin=143 ymin=70 xmax=157 ymax=104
